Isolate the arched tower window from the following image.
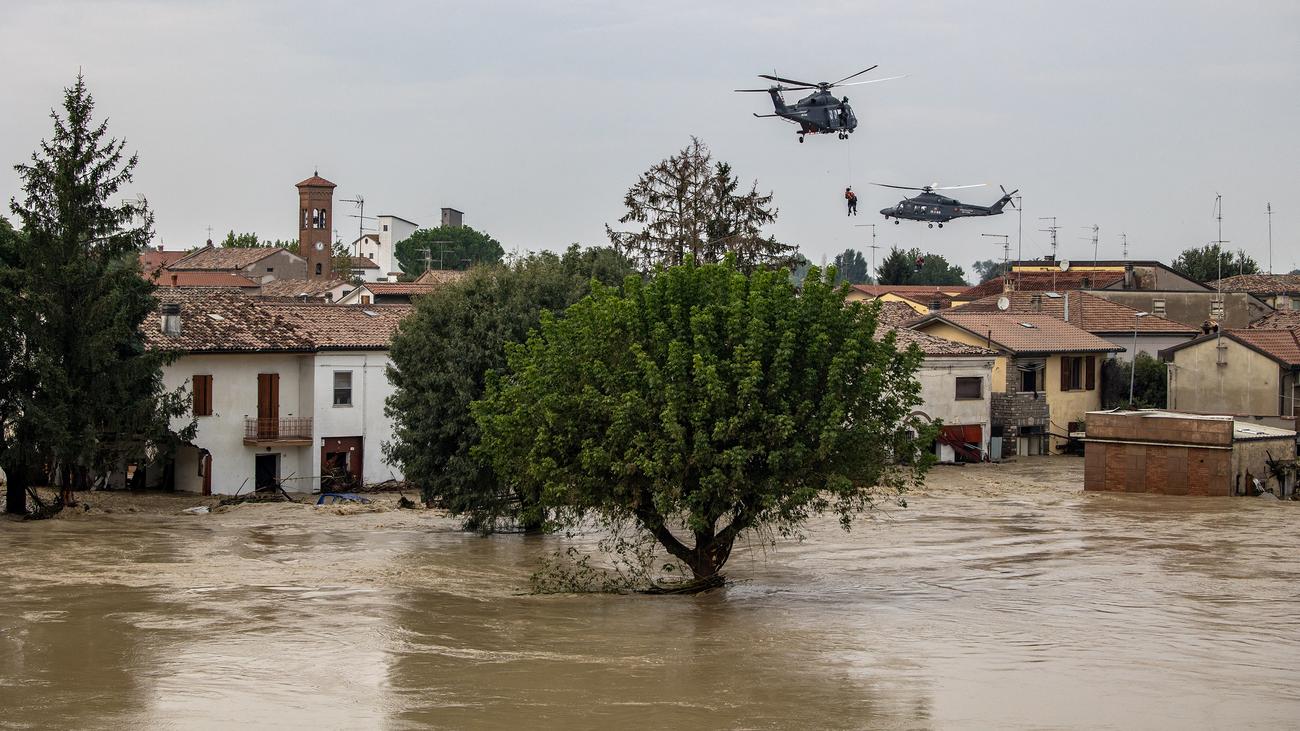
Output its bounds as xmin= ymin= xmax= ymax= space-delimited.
xmin=320 ymin=208 xmax=327 ymax=229
xmin=302 ymin=209 xmax=309 ymax=229
xmin=316 ymin=262 xmax=323 ymax=276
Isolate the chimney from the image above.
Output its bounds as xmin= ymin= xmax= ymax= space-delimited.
xmin=170 ymin=273 xmax=178 ymax=288
xmin=1031 ymin=294 xmax=1042 ymax=312
xmin=161 ymin=302 xmax=182 ymax=336
xmin=1063 ymin=292 xmax=1070 ymax=323
xmin=205 ymin=238 xmax=214 ymax=248
xmin=440 ymin=207 xmax=464 ymax=228
xmin=928 ymin=297 xmax=941 ymax=313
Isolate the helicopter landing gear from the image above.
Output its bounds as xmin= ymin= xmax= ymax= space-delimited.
xmin=894 ymin=220 xmax=900 ymax=225
xmin=938 ymin=223 xmax=944 ymax=228
xmin=798 ymin=135 xmax=804 ymax=143
xmin=928 ymin=223 xmax=934 ymax=228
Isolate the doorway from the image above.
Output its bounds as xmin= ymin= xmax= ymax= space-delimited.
xmin=321 ymin=436 xmax=364 ymax=490
xmin=255 ymin=453 xmax=279 ymax=491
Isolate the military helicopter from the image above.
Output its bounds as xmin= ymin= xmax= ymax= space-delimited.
xmin=876 ymin=183 xmax=1019 ymax=228
xmin=735 ymin=66 xmax=903 ymax=143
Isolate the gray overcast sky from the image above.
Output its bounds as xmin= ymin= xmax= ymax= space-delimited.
xmin=2 ymin=0 xmax=1297 ymax=277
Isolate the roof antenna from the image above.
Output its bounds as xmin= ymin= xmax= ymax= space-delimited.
xmin=1266 ymin=202 xmax=1273 ymax=274
xmin=1121 ymin=232 xmax=1128 ymax=261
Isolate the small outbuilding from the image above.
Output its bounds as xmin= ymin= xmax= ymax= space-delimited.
xmin=1083 ymin=410 xmax=1296 ymax=497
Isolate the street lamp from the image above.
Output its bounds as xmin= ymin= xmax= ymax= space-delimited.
xmin=1129 ymin=311 xmax=1149 ymax=406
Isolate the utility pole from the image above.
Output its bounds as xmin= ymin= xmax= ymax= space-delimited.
xmin=855 ymin=223 xmax=878 ymax=282
xmin=341 ymin=194 xmax=375 ymax=257
xmin=1015 ymin=194 xmax=1023 ymax=290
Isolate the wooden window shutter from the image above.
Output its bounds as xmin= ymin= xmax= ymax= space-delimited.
xmin=193 ymin=375 xmax=213 ymax=416
xmin=1085 ymin=356 xmax=1096 ymax=390
xmin=1060 ymin=357 xmax=1071 ymax=391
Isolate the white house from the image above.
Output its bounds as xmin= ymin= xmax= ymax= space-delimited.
xmin=142 ymin=288 xmax=410 ymax=494
xmin=351 ymin=214 xmax=418 ymax=279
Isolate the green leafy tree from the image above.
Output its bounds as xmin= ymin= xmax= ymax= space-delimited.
xmin=0 ymin=217 xmax=30 ymax=513
xmin=876 ymin=247 xmax=966 ymax=286
xmin=972 ymin=259 xmax=1010 ymax=283
xmin=606 ymin=137 xmax=794 ymax=272
xmin=1171 ymin=244 xmax=1259 ymax=283
xmin=473 ymin=258 xmax=933 ymax=589
xmin=394 ymin=225 xmax=504 ymax=275
xmin=1100 ymin=352 xmax=1168 ymax=409
xmin=220 ymin=230 xmax=296 ymax=249
xmin=833 ymin=248 xmax=872 ymax=284
xmin=4 ymin=75 xmax=194 ymax=508
xmin=385 ymin=245 xmax=634 ymax=531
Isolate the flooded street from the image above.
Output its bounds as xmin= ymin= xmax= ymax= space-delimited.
xmin=2 ymin=457 xmax=1298 ymax=730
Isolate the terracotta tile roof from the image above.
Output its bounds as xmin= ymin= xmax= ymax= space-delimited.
xmin=952 ymin=290 xmax=1197 ymax=334
xmin=168 ymin=246 xmax=292 ymax=271
xmin=959 ymin=271 xmax=1125 ymax=301
xmin=295 ymin=174 xmax=336 ymax=188
xmin=886 ymin=327 xmax=998 ymax=357
xmin=414 ymin=269 xmax=472 ymax=286
xmin=1248 ymin=310 xmax=1300 ymax=330
xmin=149 ymin=270 xmax=262 ymax=288
xmin=258 ymin=301 xmax=413 ymax=350
xmin=875 ymin=300 xmax=924 ymax=328
xmin=146 ymin=289 xmax=410 ymax=354
xmin=257 ymin=278 xmax=341 ymax=298
xmin=1209 ymin=274 xmax=1300 ymax=296
xmin=913 ymin=312 xmax=1124 ymax=354
xmin=140 ymin=248 xmax=189 ymax=272
xmin=850 ymin=283 xmax=969 ymax=297
xmin=348 ymin=256 xmax=380 ymax=269
xmin=1225 ymin=329 xmax=1300 ymax=367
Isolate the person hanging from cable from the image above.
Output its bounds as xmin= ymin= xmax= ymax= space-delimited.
xmin=845 ymin=186 xmax=858 ymax=216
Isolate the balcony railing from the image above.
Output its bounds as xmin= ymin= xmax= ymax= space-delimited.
xmin=244 ymin=416 xmax=313 ymax=444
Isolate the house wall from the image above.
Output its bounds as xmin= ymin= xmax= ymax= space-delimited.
xmin=378 ymin=216 xmax=418 ymax=275
xmin=1168 ymin=337 xmax=1283 ymax=415
xmin=1090 ymin=291 xmax=1266 ymax=329
xmin=1096 ymin=333 xmax=1195 ymax=359
xmin=913 ymin=321 xmax=1008 ymax=388
xmin=1231 ymin=438 xmax=1297 ymax=497
xmin=163 ymin=353 xmax=312 ymax=494
xmin=240 ymin=250 xmax=307 ymax=282
xmin=915 ymin=357 xmax=995 ymax=457
xmin=1044 ymin=354 xmax=1104 ymax=446
xmin=311 ymin=351 xmax=404 ymax=491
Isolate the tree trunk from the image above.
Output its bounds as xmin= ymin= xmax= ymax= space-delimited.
xmin=60 ymin=466 xmax=74 ymax=507
xmin=3 ymin=462 xmax=27 ymax=515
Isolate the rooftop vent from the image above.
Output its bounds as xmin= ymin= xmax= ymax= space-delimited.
xmin=1018 ymin=322 xmax=1037 ymax=328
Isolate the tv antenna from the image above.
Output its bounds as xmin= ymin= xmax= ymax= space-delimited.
xmin=1211 ymin=193 xmax=1230 ymax=285
xmin=1079 ymin=224 xmax=1099 ymax=268
xmin=982 ymin=233 xmax=1011 ymax=288
xmin=423 ymin=241 xmax=456 ymax=272
xmin=1038 ymin=217 xmax=1059 ymax=261
xmin=341 ymin=194 xmax=375 ymax=256
xmin=1266 ymin=202 xmax=1273 ymax=274
xmin=1121 ymin=232 xmax=1128 ymax=261
xmin=855 ymin=223 xmax=879 ymax=281
xmin=1015 ymin=193 xmax=1023 ymax=289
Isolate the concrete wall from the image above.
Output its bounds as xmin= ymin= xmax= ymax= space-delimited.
xmin=163 ymin=353 xmax=312 ymax=494
xmin=915 ymin=356 xmax=995 ymax=457
xmin=241 ymin=250 xmax=307 ymax=282
xmin=1231 ymin=438 xmax=1297 ymax=497
xmin=378 ymin=216 xmax=418 ymax=275
xmin=1097 ymin=333 xmax=1195 ymax=359
xmin=1167 ymin=337 xmax=1284 ymax=415
xmin=1090 ymin=290 xmax=1266 ymax=329
xmin=311 ymin=352 xmax=404 ymax=490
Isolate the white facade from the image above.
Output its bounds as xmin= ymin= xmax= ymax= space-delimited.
xmin=914 ymin=356 xmax=997 ymax=462
xmin=160 ymin=350 xmax=402 ymax=494
xmin=354 ymin=215 xmax=418 ymax=278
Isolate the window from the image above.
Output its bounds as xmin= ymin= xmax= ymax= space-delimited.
xmin=192 ymin=374 xmax=213 ymax=416
xmin=360 ymin=295 xmax=371 ymax=305
xmin=1059 ymin=356 xmax=1096 ymax=391
xmin=1020 ymin=366 xmax=1039 ymax=393
xmin=955 ymin=377 xmax=983 ymax=400
xmin=1152 ymin=297 xmax=1167 ymax=317
xmin=382 ymin=224 xmax=389 ymax=231
xmin=315 ymin=263 xmax=323 ymax=275
xmin=333 ymin=371 xmax=353 ymax=406
xmin=1210 ymin=296 xmax=1225 ymax=320
xmin=266 ymin=267 xmax=274 ymax=273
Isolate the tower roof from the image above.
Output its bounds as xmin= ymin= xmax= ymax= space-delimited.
xmin=295 ymin=172 xmax=336 ymax=188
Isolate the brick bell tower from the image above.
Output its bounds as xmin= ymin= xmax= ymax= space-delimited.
xmin=296 ymin=171 xmax=336 ymax=280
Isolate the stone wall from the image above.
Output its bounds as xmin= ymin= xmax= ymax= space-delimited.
xmin=991 ymin=356 xmax=1049 ymax=457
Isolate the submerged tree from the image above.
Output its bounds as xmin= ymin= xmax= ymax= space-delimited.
xmin=474 ymin=257 xmax=934 ymax=589
xmin=606 ymin=137 xmax=794 ymax=272
xmin=4 ymin=74 xmax=193 ymax=508
xmin=385 ymin=245 xmax=633 ymax=531
xmin=876 ymin=246 xmax=966 ymax=286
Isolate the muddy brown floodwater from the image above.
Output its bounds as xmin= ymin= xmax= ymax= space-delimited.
xmin=2 ymin=457 xmax=1298 ymax=730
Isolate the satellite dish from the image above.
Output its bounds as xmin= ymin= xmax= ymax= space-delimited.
xmin=996 ymin=296 xmax=1010 ymax=311
xmin=1059 ymin=259 xmax=1071 ymax=272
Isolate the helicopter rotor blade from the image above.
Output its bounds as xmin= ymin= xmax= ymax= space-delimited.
xmin=1000 ymin=185 xmax=1019 ymax=208
xmin=831 ymin=65 xmax=879 ymax=85
xmin=871 ymin=183 xmax=928 ymax=191
xmin=758 ymin=73 xmax=821 ymax=88
xmin=933 ymin=183 xmax=987 ymax=191
xmin=830 ymin=74 xmax=907 ymax=89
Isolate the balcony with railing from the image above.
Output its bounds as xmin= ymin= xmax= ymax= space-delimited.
xmin=243 ymin=416 xmax=313 ymax=446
